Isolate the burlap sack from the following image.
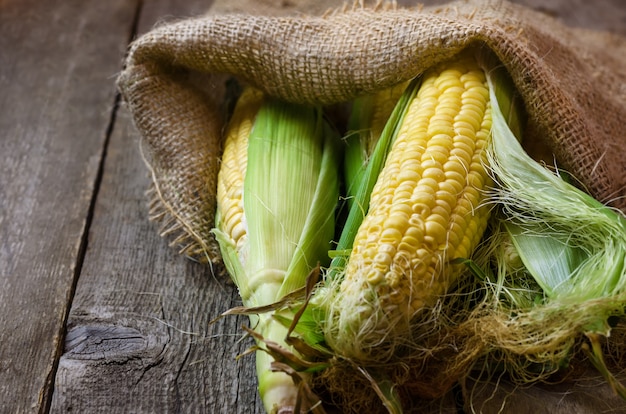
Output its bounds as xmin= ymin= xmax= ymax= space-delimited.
xmin=117 ymin=0 xmax=626 ymax=265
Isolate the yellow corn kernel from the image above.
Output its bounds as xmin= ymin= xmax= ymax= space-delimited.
xmin=216 ymin=87 xmax=264 ymax=254
xmin=339 ymin=53 xmax=494 ymax=343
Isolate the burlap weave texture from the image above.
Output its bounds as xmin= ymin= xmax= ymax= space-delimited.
xmin=118 ymin=0 xmax=626 ymax=264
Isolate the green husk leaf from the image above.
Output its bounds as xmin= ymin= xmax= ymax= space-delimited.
xmin=481 ymin=61 xmax=626 ymax=393
xmin=584 ymin=333 xmax=626 ymax=399
xmin=243 ymin=99 xmax=340 ymax=307
xmin=504 ymin=222 xmax=586 ymax=297
xmin=342 ymin=84 xmax=408 ymax=207
xmin=343 ymin=95 xmax=375 ymax=203
xmin=487 ymin=67 xmax=626 ymax=305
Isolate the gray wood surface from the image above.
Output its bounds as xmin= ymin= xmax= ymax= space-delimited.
xmin=0 ymin=0 xmax=624 ymax=413
xmin=50 ymin=106 xmax=262 ymax=413
xmin=50 ymin=1 xmax=264 ymax=413
xmin=0 ymin=0 xmax=136 ymax=412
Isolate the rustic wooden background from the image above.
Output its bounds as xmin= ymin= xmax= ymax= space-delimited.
xmin=1 ymin=0 xmax=625 ymax=413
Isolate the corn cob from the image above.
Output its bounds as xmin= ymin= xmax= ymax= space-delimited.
xmin=326 ymin=53 xmax=494 ymax=361
xmin=216 ymin=87 xmax=263 ymax=258
xmin=214 ymin=87 xmax=340 ymax=413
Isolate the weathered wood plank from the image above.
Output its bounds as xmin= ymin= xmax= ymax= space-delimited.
xmin=0 ymin=0 xmax=139 ymax=412
xmin=51 ymin=106 xmax=264 ymax=413
xmin=50 ymin=1 xmax=265 ymax=413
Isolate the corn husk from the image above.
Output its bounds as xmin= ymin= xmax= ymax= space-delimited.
xmin=213 ymin=93 xmax=341 ymax=413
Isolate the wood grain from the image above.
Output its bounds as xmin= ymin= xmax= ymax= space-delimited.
xmin=50 ymin=104 xmax=264 ymax=413
xmin=0 ymin=0 xmax=137 ymax=412
xmin=51 ymin=1 xmax=264 ymax=413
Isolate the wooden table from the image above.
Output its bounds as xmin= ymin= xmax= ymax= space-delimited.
xmin=1 ymin=0 xmax=625 ymax=413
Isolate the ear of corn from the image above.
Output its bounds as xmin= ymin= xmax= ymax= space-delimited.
xmin=214 ymin=87 xmax=340 ymax=413
xmin=324 ymin=53 xmax=494 ymax=361
xmin=485 ymin=63 xmax=626 ymax=306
